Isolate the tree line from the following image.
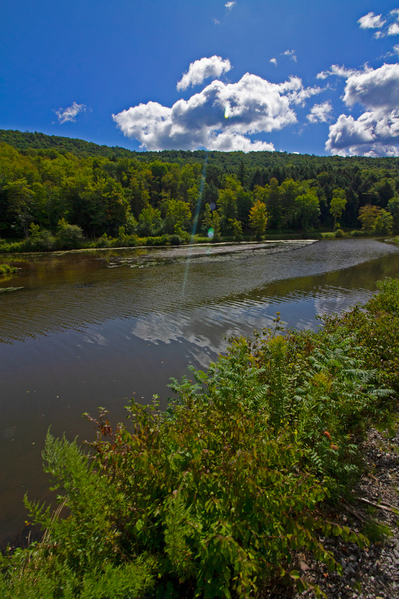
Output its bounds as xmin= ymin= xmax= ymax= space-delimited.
xmin=1 ymin=131 xmax=399 ymax=248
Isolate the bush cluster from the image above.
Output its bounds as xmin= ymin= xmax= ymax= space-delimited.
xmin=1 ymin=278 xmax=399 ymax=598
xmin=0 ymin=263 xmax=17 ymax=275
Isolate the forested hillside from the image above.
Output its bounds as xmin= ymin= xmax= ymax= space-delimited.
xmin=1 ymin=129 xmax=399 ymax=248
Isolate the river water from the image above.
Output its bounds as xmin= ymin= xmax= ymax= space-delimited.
xmin=1 ymin=238 xmax=399 ymax=546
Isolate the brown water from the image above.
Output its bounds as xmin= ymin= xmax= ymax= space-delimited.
xmin=1 ymin=238 xmax=399 ymax=546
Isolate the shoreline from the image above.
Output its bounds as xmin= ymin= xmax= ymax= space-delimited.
xmin=0 ymin=238 xmax=319 ymax=260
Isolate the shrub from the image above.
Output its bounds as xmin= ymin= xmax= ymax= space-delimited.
xmin=334 ymin=228 xmax=344 ymax=238
xmin=145 ymin=235 xmax=170 ymax=246
xmin=0 ymin=433 xmax=156 ymax=599
xmin=24 ymin=224 xmax=55 ymax=251
xmin=55 ymin=219 xmax=84 ymax=250
xmin=169 ymin=234 xmax=182 ymax=246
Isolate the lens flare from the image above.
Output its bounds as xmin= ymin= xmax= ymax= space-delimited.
xmin=182 ymin=152 xmax=208 ymax=296
xmin=224 ymin=104 xmax=230 ymax=119
xmin=208 ymin=228 xmax=214 ymax=239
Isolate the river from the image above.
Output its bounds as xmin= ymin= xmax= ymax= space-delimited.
xmin=0 ymin=238 xmax=399 ymax=547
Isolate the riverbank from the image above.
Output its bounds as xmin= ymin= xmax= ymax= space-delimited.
xmin=1 ymin=275 xmax=398 ymax=598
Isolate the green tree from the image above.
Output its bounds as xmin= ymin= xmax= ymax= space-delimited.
xmin=137 ymin=205 xmax=162 ymax=237
xmin=264 ymin=178 xmax=281 ymax=229
xmin=279 ymin=178 xmax=300 ymax=228
xmin=164 ymin=199 xmax=191 ymax=234
xmin=330 ymin=188 xmax=347 ymax=230
xmin=387 ymin=195 xmax=399 ymax=232
xmin=249 ymin=200 xmax=268 ymax=240
xmin=373 ymin=209 xmax=394 ymax=235
xmin=295 ymin=188 xmax=320 ymax=233
xmin=229 ymin=218 xmax=243 ymax=241
xmin=203 ymin=206 xmax=221 ymax=241
xmin=236 ymin=189 xmax=253 ymax=229
xmin=218 ymin=188 xmax=237 ymax=233
xmin=4 ymin=178 xmax=34 ymax=237
xmin=358 ymin=204 xmax=381 ymax=234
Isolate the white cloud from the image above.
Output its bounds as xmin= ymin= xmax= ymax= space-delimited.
xmin=55 ymin=102 xmax=86 ymax=124
xmin=282 ymin=49 xmax=297 ymax=62
xmin=326 ymin=62 xmax=399 ymax=156
xmin=391 ymin=8 xmax=399 ymax=17
xmin=358 ymin=12 xmax=386 ymax=29
xmin=343 ymin=62 xmax=399 ymax=108
xmin=306 ymin=101 xmax=333 ymax=124
xmin=316 ymin=64 xmax=357 ymax=80
xmin=225 ymin=1 xmax=236 ymax=8
xmin=388 ymin=22 xmax=399 ymax=35
xmin=212 ymin=18 xmax=220 ymax=24
xmin=204 ymin=132 xmax=274 ymax=152
xmin=177 ymin=56 xmax=231 ymax=91
xmin=113 ymin=72 xmax=321 ymax=152
xmin=270 ymin=58 xmax=277 ymax=66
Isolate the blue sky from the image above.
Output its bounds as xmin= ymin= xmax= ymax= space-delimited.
xmin=2 ymin=0 xmax=399 ymax=156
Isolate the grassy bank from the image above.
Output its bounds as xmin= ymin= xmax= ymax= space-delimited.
xmin=0 ymin=228 xmax=376 ymax=256
xmin=1 ymin=278 xmax=399 ymax=598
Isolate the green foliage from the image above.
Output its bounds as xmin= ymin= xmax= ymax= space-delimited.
xmin=55 ymin=219 xmax=84 ymax=250
xmin=229 ymin=218 xmax=243 ymax=241
xmin=373 ymin=209 xmax=393 ymax=235
xmin=387 ymin=195 xmax=399 ymax=232
xmin=330 ymin=188 xmax=347 ymax=230
xmin=359 ymin=204 xmax=381 ymax=234
xmin=0 ymin=433 xmax=156 ymax=598
xmin=295 ymin=188 xmax=320 ymax=232
xmin=137 ymin=205 xmax=162 ymax=237
xmin=164 ymin=199 xmax=191 ymax=234
xmin=0 ymin=263 xmax=17 ymax=274
xmin=249 ymin=199 xmax=268 ymax=239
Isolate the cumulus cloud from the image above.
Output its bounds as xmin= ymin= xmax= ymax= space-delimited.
xmin=55 ymin=102 xmax=86 ymax=124
xmin=113 ymin=72 xmax=321 ymax=152
xmin=306 ymin=101 xmax=333 ymax=124
xmin=225 ymin=1 xmax=236 ymax=8
xmin=326 ymin=63 xmax=399 ymax=156
xmin=343 ymin=62 xmax=399 ymax=108
xmin=358 ymin=12 xmax=386 ymax=29
xmin=177 ymin=56 xmax=231 ymax=91
xmin=282 ymin=49 xmax=297 ymax=62
xmin=270 ymin=58 xmax=277 ymax=66
xmin=326 ymin=112 xmax=399 ymax=156
xmin=388 ymin=22 xmax=399 ymax=35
